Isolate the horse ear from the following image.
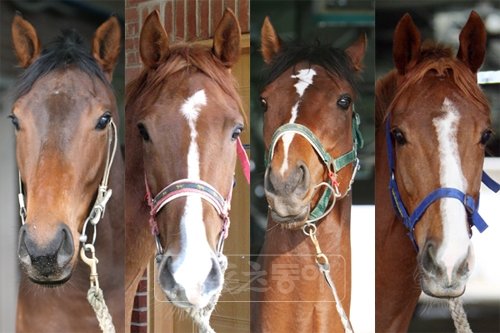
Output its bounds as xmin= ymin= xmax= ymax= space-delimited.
xmin=457 ymin=11 xmax=486 ymax=74
xmin=11 ymin=14 xmax=41 ymax=68
xmin=393 ymin=13 xmax=421 ymax=75
xmin=345 ymin=33 xmax=367 ymax=72
xmin=213 ymin=8 xmax=241 ymax=67
xmin=261 ymin=16 xmax=281 ymax=64
xmin=140 ymin=10 xmax=169 ymax=69
xmin=92 ymin=16 xmax=121 ymax=81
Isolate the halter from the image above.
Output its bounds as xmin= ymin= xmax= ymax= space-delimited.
xmin=385 ymin=115 xmax=500 ymax=250
xmin=144 ymin=137 xmax=250 ymax=263
xmin=17 ymin=119 xmax=118 ymax=246
xmin=266 ymin=111 xmax=363 ymax=223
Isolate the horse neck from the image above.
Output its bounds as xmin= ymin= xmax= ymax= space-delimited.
xmin=124 ymin=133 xmax=155 ymax=292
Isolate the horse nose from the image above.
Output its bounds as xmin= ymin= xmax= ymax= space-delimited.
xmin=18 ymin=223 xmax=74 ymax=273
xmin=159 ymin=255 xmax=222 ymax=307
xmin=421 ymin=241 xmax=442 ymax=276
xmin=265 ymin=160 xmax=310 ymax=197
xmin=421 ymin=240 xmax=470 ymax=282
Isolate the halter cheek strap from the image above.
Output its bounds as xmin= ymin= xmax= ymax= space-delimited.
xmin=266 ymin=112 xmax=363 ymax=223
xmin=385 ymin=115 xmax=499 ymax=250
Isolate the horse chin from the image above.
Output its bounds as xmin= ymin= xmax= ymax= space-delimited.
xmin=419 ymin=274 xmax=467 ymax=298
xmin=27 ymin=271 xmax=72 ymax=288
xmin=269 ymin=206 xmax=309 ymax=230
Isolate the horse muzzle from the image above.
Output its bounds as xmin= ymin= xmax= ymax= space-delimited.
xmin=418 ymin=240 xmax=471 ymax=298
xmin=157 ymin=253 xmax=225 ymax=309
xmin=18 ymin=223 xmax=75 ymax=286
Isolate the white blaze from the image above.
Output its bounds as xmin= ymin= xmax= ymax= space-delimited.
xmin=171 ymin=89 xmax=213 ymax=307
xmin=433 ymin=98 xmax=471 ymax=281
xmin=279 ymin=68 xmax=316 ymax=175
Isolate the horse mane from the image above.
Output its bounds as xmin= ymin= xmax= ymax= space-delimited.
xmin=126 ymin=44 xmax=244 ymax=121
xmin=375 ymin=42 xmax=489 ymax=127
xmin=13 ymin=30 xmax=109 ymax=100
xmin=262 ymin=41 xmax=360 ymax=91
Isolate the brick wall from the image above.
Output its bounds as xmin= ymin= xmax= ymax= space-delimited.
xmin=125 ymin=0 xmax=249 ymax=83
xmin=131 ymin=271 xmax=148 ymax=333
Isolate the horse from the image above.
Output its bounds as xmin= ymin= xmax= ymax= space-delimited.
xmin=124 ymin=9 xmax=248 ymax=333
xmin=10 ymin=14 xmax=124 ymax=333
xmin=375 ymin=12 xmax=493 ymax=332
xmin=251 ymin=17 xmax=366 ymax=332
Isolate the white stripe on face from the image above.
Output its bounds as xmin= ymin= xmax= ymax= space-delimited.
xmin=171 ymin=89 xmax=213 ymax=307
xmin=433 ymin=98 xmax=471 ymax=281
xmin=279 ymin=69 xmax=316 ymax=176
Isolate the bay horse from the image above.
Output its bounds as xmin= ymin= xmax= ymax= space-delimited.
xmin=251 ymin=17 xmax=366 ymax=332
xmin=10 ymin=14 xmax=124 ymax=332
xmin=125 ymin=9 xmax=248 ymax=333
xmin=375 ymin=12 xmax=494 ymax=332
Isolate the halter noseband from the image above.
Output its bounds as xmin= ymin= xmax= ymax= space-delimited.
xmin=385 ymin=115 xmax=500 ymax=250
xmin=17 ymin=120 xmax=118 ymax=247
xmin=266 ymin=111 xmax=363 ymax=223
xmin=145 ymin=137 xmax=250 ymax=263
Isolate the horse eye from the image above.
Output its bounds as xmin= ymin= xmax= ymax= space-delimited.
xmin=8 ymin=114 xmax=20 ymax=130
xmin=337 ymin=95 xmax=351 ymax=110
xmin=232 ymin=126 xmax=243 ymax=141
xmin=391 ymin=128 xmax=407 ymax=145
xmin=137 ymin=123 xmax=150 ymax=141
xmin=260 ymin=97 xmax=268 ymax=112
xmin=480 ymin=129 xmax=493 ymax=145
xmin=95 ymin=113 xmax=111 ymax=130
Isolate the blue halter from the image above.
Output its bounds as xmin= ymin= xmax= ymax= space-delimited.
xmin=385 ymin=115 xmax=500 ymax=250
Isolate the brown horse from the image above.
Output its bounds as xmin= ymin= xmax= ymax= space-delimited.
xmin=375 ymin=12 xmax=491 ymax=332
xmin=251 ymin=17 xmax=366 ymax=332
xmin=10 ymin=15 xmax=124 ymax=333
xmin=125 ymin=9 xmax=246 ymax=332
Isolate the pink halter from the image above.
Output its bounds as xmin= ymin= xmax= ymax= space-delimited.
xmin=144 ymin=137 xmax=250 ymax=260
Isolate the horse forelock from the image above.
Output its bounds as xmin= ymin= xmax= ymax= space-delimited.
xmin=376 ymin=43 xmax=490 ymax=126
xmin=126 ymin=44 xmax=245 ymax=123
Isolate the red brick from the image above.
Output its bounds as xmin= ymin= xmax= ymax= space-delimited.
xmin=175 ymin=0 xmax=185 ymax=40
xmin=164 ymin=1 xmax=174 ymax=37
xmin=132 ymin=309 xmax=148 ymax=322
xmin=126 ymin=7 xmax=139 ymax=22
xmin=126 ymin=22 xmax=139 ymax=38
xmin=133 ymin=294 xmax=148 ymax=308
xmin=199 ymin=0 xmax=209 ymax=39
xmin=125 ymin=37 xmax=139 ymax=50
xmin=239 ymin=0 xmax=249 ymax=33
xmin=137 ymin=279 xmax=148 ymax=291
xmin=211 ymin=0 xmax=223 ymax=37
xmin=186 ymin=0 xmax=196 ymax=40
xmin=126 ymin=51 xmax=139 ymax=67
xmin=131 ymin=325 xmax=147 ymax=333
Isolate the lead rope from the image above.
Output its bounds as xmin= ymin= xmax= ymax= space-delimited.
xmin=79 ymin=120 xmax=118 ymax=333
xmin=449 ymin=298 xmax=472 ymax=333
xmin=303 ymin=223 xmax=354 ymax=333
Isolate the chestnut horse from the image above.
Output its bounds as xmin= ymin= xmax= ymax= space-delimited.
xmin=125 ymin=9 xmax=248 ymax=333
xmin=251 ymin=17 xmax=366 ymax=332
xmin=375 ymin=12 xmax=494 ymax=332
xmin=10 ymin=15 xmax=124 ymax=332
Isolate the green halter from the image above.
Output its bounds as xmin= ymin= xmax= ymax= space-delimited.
xmin=266 ymin=111 xmax=363 ymax=222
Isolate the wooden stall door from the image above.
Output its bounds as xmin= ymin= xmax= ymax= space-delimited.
xmin=149 ymin=35 xmax=251 ymax=333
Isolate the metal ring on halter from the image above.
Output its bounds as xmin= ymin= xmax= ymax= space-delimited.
xmin=306 ymin=181 xmax=339 ymax=224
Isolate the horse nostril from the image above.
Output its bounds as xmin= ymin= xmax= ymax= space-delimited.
xmin=57 ymin=224 xmax=74 ymax=267
xmin=296 ymin=161 xmax=310 ymax=191
xmin=18 ymin=226 xmax=31 ymax=266
xmin=205 ymin=257 xmax=222 ymax=292
xmin=422 ymin=241 xmax=441 ymax=276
